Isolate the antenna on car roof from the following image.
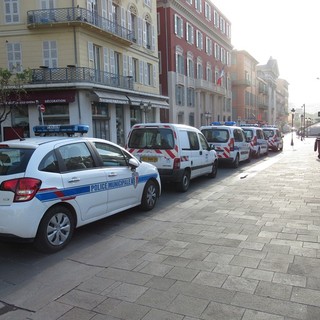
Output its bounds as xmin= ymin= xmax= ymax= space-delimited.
xmin=10 ymin=127 xmax=25 ymax=141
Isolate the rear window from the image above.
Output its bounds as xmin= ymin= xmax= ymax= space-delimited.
xmin=201 ymin=128 xmax=229 ymax=143
xmin=0 ymin=148 xmax=34 ymax=175
xmin=263 ymin=129 xmax=274 ymax=138
xmin=243 ymin=129 xmax=254 ymax=139
xmin=128 ymin=128 xmax=174 ymax=149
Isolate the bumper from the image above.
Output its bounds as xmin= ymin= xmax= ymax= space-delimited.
xmin=158 ymin=168 xmax=185 ymax=183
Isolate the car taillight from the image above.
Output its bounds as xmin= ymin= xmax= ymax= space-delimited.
xmin=0 ymin=178 xmax=42 ymax=202
xmin=173 ymin=158 xmax=181 ymax=170
xmin=229 ymin=138 xmax=235 ymax=151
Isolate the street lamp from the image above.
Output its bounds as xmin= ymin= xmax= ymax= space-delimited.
xmin=204 ymin=111 xmax=211 ymax=125
xmin=291 ymin=108 xmax=295 ymax=146
xmin=300 ymin=114 xmax=304 ymax=141
xmin=140 ymin=101 xmax=152 ymax=123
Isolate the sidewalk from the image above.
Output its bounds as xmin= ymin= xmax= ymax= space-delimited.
xmin=1 ymin=135 xmax=320 ymax=320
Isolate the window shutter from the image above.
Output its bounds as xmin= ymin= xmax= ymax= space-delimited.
xmin=110 ymin=50 xmax=115 ymax=73
xmin=143 ymin=20 xmax=147 ymax=48
xmin=88 ymin=42 xmax=94 ymax=61
xmin=123 ymin=54 xmax=128 ymax=76
xmin=153 ymin=65 xmax=157 ymax=87
xmin=139 ymin=60 xmax=144 ymax=83
xmin=138 ymin=17 xmax=143 ymax=45
xmin=103 ymin=47 xmax=109 ymax=72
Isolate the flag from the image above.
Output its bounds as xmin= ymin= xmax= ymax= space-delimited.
xmin=217 ymin=66 xmax=225 ymax=86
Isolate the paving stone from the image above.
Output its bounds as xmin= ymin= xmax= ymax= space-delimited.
xmin=204 ymin=252 xmax=234 ymax=264
xmin=57 ymin=289 xmax=106 ymax=310
xmin=258 ymin=260 xmax=289 ymax=273
xmin=230 ymin=256 xmax=261 ymax=268
xmin=168 ymin=294 xmax=209 ymax=318
xmin=291 ymin=287 xmax=320 ymax=307
xmin=242 ymin=309 xmax=284 ymax=320
xmin=105 ymin=283 xmax=148 ymax=302
xmin=213 ymin=264 xmax=244 ymax=277
xmin=144 ymin=276 xmax=176 ymax=291
xmin=239 ymin=241 xmax=265 ymax=250
xmin=273 ymin=272 xmax=306 ymax=287
xmin=255 ymin=281 xmax=292 ymax=300
xmin=141 ymin=252 xmax=167 ymax=263
xmin=77 ymin=276 xmax=116 ymax=294
xmin=141 ymin=308 xmax=183 ymax=320
xmin=186 ymin=260 xmax=216 ymax=271
xmin=180 ymin=249 xmax=209 ymax=260
xmin=139 ymin=262 xmax=173 ymax=277
xmin=239 ymin=249 xmax=267 ymax=259
xmin=242 ymin=268 xmax=274 ymax=282
xmin=28 ymin=301 xmax=73 ymax=320
xmin=231 ymin=292 xmax=307 ymax=319
xmin=201 ymin=301 xmax=245 ymax=320
xmin=222 ymin=275 xmax=258 ymax=294
xmin=136 ymin=288 xmax=178 ymax=309
xmin=163 ymin=256 xmax=191 ymax=267
xmin=97 ymin=268 xmax=152 ymax=285
xmin=57 ymin=307 xmax=96 ymax=320
xmin=289 ymin=246 xmax=317 ymax=258
xmin=193 ymin=271 xmax=228 ymax=288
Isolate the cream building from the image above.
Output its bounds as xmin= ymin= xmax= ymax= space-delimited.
xmin=0 ymin=0 xmax=168 ymax=144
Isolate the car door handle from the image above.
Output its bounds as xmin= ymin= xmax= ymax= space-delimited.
xmin=108 ymin=172 xmax=117 ymax=177
xmin=199 ymin=151 xmax=202 ymax=155
xmin=68 ymin=177 xmax=80 ymax=183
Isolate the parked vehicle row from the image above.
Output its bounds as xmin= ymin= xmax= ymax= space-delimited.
xmin=0 ymin=123 xmax=283 ymax=253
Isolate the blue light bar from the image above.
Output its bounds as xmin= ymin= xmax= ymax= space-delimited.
xmin=33 ymin=124 xmax=89 ymax=134
xmin=224 ymin=121 xmax=237 ymax=126
xmin=211 ymin=121 xmax=222 ymax=125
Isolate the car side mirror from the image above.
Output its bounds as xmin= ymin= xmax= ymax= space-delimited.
xmin=128 ymin=158 xmax=140 ymax=169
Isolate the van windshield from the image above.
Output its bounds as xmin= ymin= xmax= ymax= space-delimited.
xmin=128 ymin=128 xmax=174 ymax=149
xmin=201 ymin=129 xmax=229 ymax=143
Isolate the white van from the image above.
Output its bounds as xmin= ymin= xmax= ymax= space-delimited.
xmin=200 ymin=123 xmax=251 ymax=168
xmin=262 ymin=127 xmax=284 ymax=151
xmin=241 ymin=126 xmax=269 ymax=158
xmin=126 ymin=123 xmax=218 ymax=192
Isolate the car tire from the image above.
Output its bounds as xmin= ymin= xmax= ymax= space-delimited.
xmin=178 ymin=170 xmax=190 ymax=192
xmin=232 ymin=154 xmax=240 ymax=168
xmin=208 ymin=160 xmax=218 ymax=178
xmin=34 ymin=206 xmax=75 ymax=253
xmin=140 ymin=180 xmax=158 ymax=211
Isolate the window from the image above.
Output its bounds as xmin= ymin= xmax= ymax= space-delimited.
xmin=145 ymin=18 xmax=152 ymax=49
xmin=145 ymin=63 xmax=153 ymax=86
xmin=7 ymin=42 xmax=22 ymax=72
xmin=234 ymin=129 xmax=244 ymax=142
xmin=205 ymin=37 xmax=212 ymax=55
xmin=187 ymin=88 xmax=195 ymax=106
xmin=43 ymin=41 xmax=58 ymax=68
xmin=187 ymin=57 xmax=194 ymax=78
xmin=195 ymin=0 xmax=202 ymax=12
xmin=186 ymin=23 xmax=194 ymax=44
xmin=220 ymin=17 xmax=226 ymax=33
xmin=59 ymin=143 xmax=94 ymax=171
xmin=196 ymin=30 xmax=203 ymax=50
xmin=176 ymin=85 xmax=185 ymax=105
xmin=204 ymin=2 xmax=211 ymax=20
xmin=129 ymin=6 xmax=138 ymax=42
xmin=199 ymin=133 xmax=209 ymax=150
xmin=39 ymin=151 xmax=59 ymax=173
xmin=4 ymin=0 xmax=19 ymax=23
xmin=186 ymin=0 xmax=192 ymax=4
xmin=174 ymin=14 xmax=183 ymax=38
xmin=176 ymin=52 xmax=184 ymax=74
xmin=221 ymin=47 xmax=226 ymax=63
xmin=214 ymin=43 xmax=220 ymax=60
xmin=144 ymin=0 xmax=151 ymax=7
xmin=132 ymin=58 xmax=138 ymax=82
xmin=206 ymin=64 xmax=212 ymax=82
xmin=214 ymin=10 xmax=219 ymax=28
xmin=93 ymin=142 xmax=129 ymax=167
xmin=188 ymin=131 xmax=199 ymax=150
xmin=197 ymin=61 xmax=203 ymax=79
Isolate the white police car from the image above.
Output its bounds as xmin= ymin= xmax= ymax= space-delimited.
xmin=0 ymin=125 xmax=161 ymax=253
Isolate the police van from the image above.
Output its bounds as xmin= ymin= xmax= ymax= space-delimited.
xmin=126 ymin=123 xmax=218 ymax=192
xmin=0 ymin=125 xmax=161 ymax=253
xmin=241 ymin=126 xmax=269 ymax=158
xmin=262 ymin=126 xmax=284 ymax=151
xmin=200 ymin=122 xmax=251 ymax=168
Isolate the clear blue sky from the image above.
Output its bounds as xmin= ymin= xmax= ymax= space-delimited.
xmin=213 ymin=0 xmax=320 ymax=114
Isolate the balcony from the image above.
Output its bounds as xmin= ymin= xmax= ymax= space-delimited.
xmin=27 ymin=7 xmax=133 ymax=45
xmin=232 ymin=79 xmax=251 ymax=87
xmin=30 ymin=67 xmax=134 ymax=90
xmin=194 ymin=79 xmax=226 ymax=95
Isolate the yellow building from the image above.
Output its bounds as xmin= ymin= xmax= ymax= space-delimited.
xmin=0 ymin=0 xmax=169 ymax=144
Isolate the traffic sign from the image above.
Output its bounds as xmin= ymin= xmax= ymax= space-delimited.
xmin=39 ymin=104 xmax=45 ymax=113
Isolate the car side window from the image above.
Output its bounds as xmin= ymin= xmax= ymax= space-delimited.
xmin=39 ymin=151 xmax=59 ymax=173
xmin=234 ymin=129 xmax=244 ymax=142
xmin=59 ymin=143 xmax=94 ymax=171
xmin=94 ymin=142 xmax=128 ymax=167
xmin=198 ymin=133 xmax=209 ymax=150
xmin=188 ymin=131 xmax=200 ymax=150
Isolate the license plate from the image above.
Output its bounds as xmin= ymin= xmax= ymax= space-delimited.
xmin=141 ymin=156 xmax=158 ymax=162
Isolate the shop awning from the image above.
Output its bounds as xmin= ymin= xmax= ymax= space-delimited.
xmin=127 ymin=95 xmax=169 ymax=109
xmin=94 ymin=91 xmax=128 ymax=104
xmin=10 ymin=90 xmax=76 ymax=104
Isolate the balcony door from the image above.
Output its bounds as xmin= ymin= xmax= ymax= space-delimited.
xmin=93 ymin=45 xmax=101 ymax=82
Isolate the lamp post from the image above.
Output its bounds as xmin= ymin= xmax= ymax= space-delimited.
xmin=300 ymin=114 xmax=304 ymax=141
xmin=204 ymin=111 xmax=211 ymax=125
xmin=140 ymin=101 xmax=152 ymax=123
xmin=291 ymin=108 xmax=295 ymax=146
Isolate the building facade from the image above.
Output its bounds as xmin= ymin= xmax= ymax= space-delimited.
xmin=0 ymin=0 xmax=169 ymax=144
xmin=157 ymin=0 xmax=233 ymax=127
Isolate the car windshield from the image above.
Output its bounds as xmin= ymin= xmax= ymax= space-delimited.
xmin=201 ymin=129 xmax=229 ymax=143
xmin=0 ymin=147 xmax=35 ymax=175
xmin=128 ymin=128 xmax=174 ymax=149
xmin=243 ymin=129 xmax=253 ymax=139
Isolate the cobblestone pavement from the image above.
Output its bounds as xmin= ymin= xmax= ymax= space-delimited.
xmin=1 ymin=135 xmax=320 ymax=320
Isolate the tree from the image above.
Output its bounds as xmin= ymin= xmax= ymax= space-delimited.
xmin=0 ymin=67 xmax=32 ymax=125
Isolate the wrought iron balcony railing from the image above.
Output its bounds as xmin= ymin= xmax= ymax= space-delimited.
xmin=27 ymin=7 xmax=133 ymax=42
xmin=30 ymin=67 xmax=134 ymax=90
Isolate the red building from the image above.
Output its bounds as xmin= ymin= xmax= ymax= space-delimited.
xmin=157 ymin=0 xmax=233 ymax=127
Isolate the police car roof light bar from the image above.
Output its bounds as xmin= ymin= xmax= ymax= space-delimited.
xmin=33 ymin=124 xmax=89 ymax=136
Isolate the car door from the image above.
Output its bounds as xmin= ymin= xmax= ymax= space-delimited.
xmin=93 ymin=141 xmax=141 ymax=213
xmin=234 ymin=129 xmax=250 ymax=161
xmin=257 ymin=129 xmax=268 ymax=154
xmin=58 ymin=142 xmax=108 ymax=221
xmin=198 ymin=132 xmax=213 ymax=174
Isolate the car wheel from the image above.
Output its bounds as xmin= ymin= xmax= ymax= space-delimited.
xmin=208 ymin=160 xmax=218 ymax=178
xmin=178 ymin=170 xmax=190 ymax=192
xmin=232 ymin=154 xmax=240 ymax=168
xmin=141 ymin=180 xmax=158 ymax=211
xmin=34 ymin=206 xmax=75 ymax=253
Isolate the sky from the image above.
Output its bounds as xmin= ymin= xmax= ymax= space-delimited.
xmin=212 ymin=0 xmax=320 ymax=114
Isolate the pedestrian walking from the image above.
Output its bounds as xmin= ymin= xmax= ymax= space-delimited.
xmin=314 ymin=134 xmax=320 ymax=159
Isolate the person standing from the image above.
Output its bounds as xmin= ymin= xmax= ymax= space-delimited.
xmin=314 ymin=134 xmax=320 ymax=159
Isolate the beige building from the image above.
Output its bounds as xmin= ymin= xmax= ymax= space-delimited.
xmin=0 ymin=0 xmax=168 ymax=144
